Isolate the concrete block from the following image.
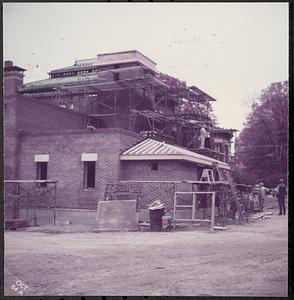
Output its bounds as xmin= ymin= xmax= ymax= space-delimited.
xmin=35 ymin=209 xmax=55 ymax=225
xmin=56 ymin=209 xmax=79 ymax=224
xmin=77 ymin=210 xmax=96 ymax=225
xmin=19 ymin=208 xmax=54 ymax=226
xmin=55 ymin=220 xmax=71 ymax=225
xmin=96 ymin=200 xmax=138 ymax=231
xmin=19 ymin=208 xmax=98 ymax=226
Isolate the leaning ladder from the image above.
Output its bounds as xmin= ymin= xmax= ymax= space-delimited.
xmin=212 ymin=162 xmax=246 ymax=223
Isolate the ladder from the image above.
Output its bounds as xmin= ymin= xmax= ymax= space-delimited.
xmin=200 ymin=169 xmax=215 ymax=183
xmin=212 ymin=162 xmax=247 ymax=223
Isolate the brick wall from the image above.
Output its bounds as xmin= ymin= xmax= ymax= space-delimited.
xmin=121 ymin=160 xmax=199 ymax=211
xmin=4 ymin=97 xmax=18 ymax=179
xmin=18 ymin=129 xmax=142 ymax=210
xmin=4 ymin=74 xmax=24 ymax=97
xmin=4 ymin=93 xmax=84 ymax=179
xmin=16 ymin=96 xmax=84 ymax=132
xmin=121 ymin=160 xmax=198 ymax=181
xmin=13 ymin=123 xmax=202 ymax=212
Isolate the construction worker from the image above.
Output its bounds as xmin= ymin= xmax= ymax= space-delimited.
xmin=276 ymin=179 xmax=287 ymax=215
xmin=258 ymin=183 xmax=266 ymax=212
xmin=199 ymin=127 xmax=206 ymax=149
xmin=199 ymin=126 xmax=211 ymax=149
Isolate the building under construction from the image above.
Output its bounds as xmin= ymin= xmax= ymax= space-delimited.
xmin=4 ymin=50 xmax=243 ymax=228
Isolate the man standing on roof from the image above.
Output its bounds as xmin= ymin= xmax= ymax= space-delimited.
xmin=276 ymin=179 xmax=287 ymax=215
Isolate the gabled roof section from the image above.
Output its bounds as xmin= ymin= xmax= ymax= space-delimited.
xmin=18 ymin=74 xmax=171 ymax=95
xmin=18 ymin=74 xmax=104 ymax=92
xmin=120 ymin=139 xmax=230 ymax=170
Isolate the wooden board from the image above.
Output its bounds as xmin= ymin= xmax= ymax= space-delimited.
xmin=214 ymin=226 xmax=229 ymax=230
xmin=96 ymin=200 xmax=138 ymax=232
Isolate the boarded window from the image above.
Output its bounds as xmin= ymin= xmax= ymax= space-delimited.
xmin=84 ymin=161 xmax=96 ymax=188
xmin=36 ymin=162 xmax=48 ymax=187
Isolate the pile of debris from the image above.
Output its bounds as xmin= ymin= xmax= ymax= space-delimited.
xmin=250 ymin=211 xmax=273 ymax=221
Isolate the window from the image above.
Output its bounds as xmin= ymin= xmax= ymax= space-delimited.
xmin=151 ymin=162 xmax=159 ymax=171
xmin=81 ymin=153 xmax=97 ymax=189
xmin=114 ymin=72 xmax=120 ymax=81
xmin=36 ymin=162 xmax=48 ymax=187
xmin=84 ymin=161 xmax=96 ymax=188
xmin=35 ymin=155 xmax=49 ymax=187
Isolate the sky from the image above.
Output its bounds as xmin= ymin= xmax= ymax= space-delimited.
xmin=3 ymin=3 xmax=288 ymax=133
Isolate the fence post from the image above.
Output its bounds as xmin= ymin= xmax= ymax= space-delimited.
xmin=192 ymin=192 xmax=196 ymax=221
xmin=53 ymin=183 xmax=57 ymax=225
xmin=14 ymin=182 xmax=20 ymax=219
xmin=173 ymin=192 xmax=177 ymax=231
xmin=210 ymin=192 xmax=215 ymax=232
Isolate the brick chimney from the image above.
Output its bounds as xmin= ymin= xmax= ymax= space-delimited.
xmin=4 ymin=60 xmax=26 ymax=98
xmin=4 ymin=61 xmax=26 ymax=182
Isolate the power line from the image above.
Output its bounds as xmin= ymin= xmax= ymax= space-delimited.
xmin=237 ymin=144 xmax=287 ymax=148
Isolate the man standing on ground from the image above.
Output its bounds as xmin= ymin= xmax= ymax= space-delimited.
xmin=258 ymin=183 xmax=266 ymax=212
xmin=276 ymin=179 xmax=287 ymax=215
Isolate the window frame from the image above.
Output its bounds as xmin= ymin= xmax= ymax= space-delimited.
xmin=83 ymin=161 xmax=96 ymax=189
xmin=36 ymin=161 xmax=48 ymax=188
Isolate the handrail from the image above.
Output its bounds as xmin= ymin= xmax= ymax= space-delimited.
xmin=5 ymin=180 xmax=58 ymax=183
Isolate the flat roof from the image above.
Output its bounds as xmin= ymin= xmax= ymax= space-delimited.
xmin=96 ymin=50 xmax=157 ymax=65
xmin=50 ymin=50 xmax=157 ymax=74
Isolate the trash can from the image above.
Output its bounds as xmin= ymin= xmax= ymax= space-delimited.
xmin=149 ymin=208 xmax=165 ymax=232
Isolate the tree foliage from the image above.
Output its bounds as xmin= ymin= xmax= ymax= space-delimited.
xmin=175 ymin=99 xmax=217 ymax=123
xmin=158 ymin=73 xmax=217 ymax=123
xmin=235 ymin=81 xmax=288 ymax=187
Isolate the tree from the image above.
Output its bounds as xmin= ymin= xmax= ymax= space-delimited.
xmin=235 ymin=81 xmax=288 ymax=187
xmin=157 ymin=72 xmax=217 ymax=123
xmin=175 ymin=99 xmax=217 ymax=124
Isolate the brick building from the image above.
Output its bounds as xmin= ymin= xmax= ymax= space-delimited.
xmin=4 ymin=51 xmax=235 ymax=224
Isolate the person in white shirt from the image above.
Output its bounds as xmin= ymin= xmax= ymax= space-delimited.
xmin=199 ymin=127 xmax=210 ymax=149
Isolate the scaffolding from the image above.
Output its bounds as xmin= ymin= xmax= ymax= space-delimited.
xmin=4 ymin=180 xmax=58 ymax=225
xmin=19 ymin=70 xmax=232 ymax=162
xmin=173 ymin=191 xmax=216 ymax=231
xmin=115 ymin=180 xmax=243 ymax=229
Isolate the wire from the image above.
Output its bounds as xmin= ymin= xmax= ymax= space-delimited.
xmin=237 ymin=144 xmax=287 ymax=148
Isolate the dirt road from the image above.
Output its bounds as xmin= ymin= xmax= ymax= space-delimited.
xmin=4 ymin=206 xmax=288 ymax=297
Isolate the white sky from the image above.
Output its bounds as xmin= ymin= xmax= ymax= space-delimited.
xmin=3 ymin=3 xmax=288 ymax=132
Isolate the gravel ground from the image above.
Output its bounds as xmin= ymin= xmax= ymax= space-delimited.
xmin=4 ymin=199 xmax=288 ymax=297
